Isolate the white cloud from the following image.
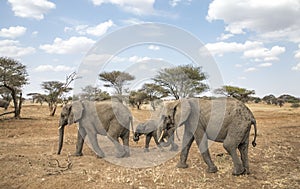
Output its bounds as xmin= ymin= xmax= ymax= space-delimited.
xmin=148 ymin=45 xmax=160 ymax=51
xmin=0 ymin=26 xmax=27 ymax=38
xmin=243 ymin=46 xmax=285 ymax=61
xmin=292 ymin=63 xmax=300 ymax=71
xmin=217 ymin=33 xmax=234 ymax=41
xmin=34 ymin=64 xmax=75 ymax=72
xmin=244 ymin=67 xmax=257 ymax=72
xmin=258 ymin=63 xmax=272 ymax=67
xmin=169 ymin=0 xmax=181 ymax=7
xmin=0 ymin=40 xmax=35 ymax=57
xmin=64 ymin=20 xmax=114 ymax=37
xmin=85 ymin=20 xmax=114 ymax=36
xmin=205 ymin=41 xmax=285 ymax=62
xmin=129 ymin=56 xmax=151 ymax=63
xmin=169 ymin=0 xmax=192 ymax=7
xmin=39 ymin=37 xmax=95 ymax=54
xmin=205 ymin=40 xmax=261 ymax=56
xmin=91 ymin=0 xmax=155 ymax=15
xmin=121 ymin=18 xmax=145 ymax=25
xmin=295 ymin=44 xmax=300 ymax=59
xmin=8 ymin=0 xmax=56 ymax=20
xmin=207 ymin=0 xmax=300 ymax=42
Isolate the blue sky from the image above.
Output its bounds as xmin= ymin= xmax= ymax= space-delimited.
xmin=0 ymin=0 xmax=300 ymax=97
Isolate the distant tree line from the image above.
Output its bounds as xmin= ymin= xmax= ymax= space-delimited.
xmin=1 ymin=56 xmax=300 ymax=118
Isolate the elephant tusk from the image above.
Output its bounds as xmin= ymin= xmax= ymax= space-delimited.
xmin=58 ymin=126 xmax=62 ymax=130
xmin=158 ymin=130 xmax=165 ymax=142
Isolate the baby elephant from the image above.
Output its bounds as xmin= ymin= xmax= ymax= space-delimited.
xmin=133 ymin=120 xmax=162 ymax=152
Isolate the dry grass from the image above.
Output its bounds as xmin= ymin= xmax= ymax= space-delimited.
xmin=0 ymin=102 xmax=299 ymax=188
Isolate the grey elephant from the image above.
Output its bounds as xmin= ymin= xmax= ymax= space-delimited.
xmin=57 ymin=100 xmax=133 ymax=158
xmin=0 ymin=99 xmax=9 ymax=110
xmin=159 ymin=97 xmax=257 ymax=176
xmin=133 ymin=120 xmax=178 ymax=152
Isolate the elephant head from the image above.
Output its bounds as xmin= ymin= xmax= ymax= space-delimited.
xmin=57 ymin=101 xmax=84 ymax=155
xmin=133 ymin=123 xmax=145 ymax=142
xmin=158 ymin=99 xmax=191 ymax=144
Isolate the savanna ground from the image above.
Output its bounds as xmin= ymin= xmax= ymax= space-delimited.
xmin=0 ymin=101 xmax=299 ymax=189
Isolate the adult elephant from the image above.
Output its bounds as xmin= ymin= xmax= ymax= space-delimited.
xmin=57 ymin=100 xmax=133 ymax=158
xmin=159 ymin=97 xmax=257 ymax=176
xmin=0 ymin=99 xmax=9 ymax=110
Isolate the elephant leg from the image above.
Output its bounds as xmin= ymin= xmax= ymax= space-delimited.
xmin=153 ymin=131 xmax=163 ymax=151
xmin=169 ymin=134 xmax=179 ymax=151
xmin=108 ymin=133 xmax=126 ymax=158
xmin=194 ymin=131 xmax=218 ymax=173
xmin=74 ymin=127 xmax=86 ymax=156
xmin=86 ymin=132 xmax=105 ymax=158
xmin=121 ymin=130 xmax=130 ymax=157
xmin=238 ymin=140 xmax=250 ymax=174
xmin=144 ymin=134 xmax=151 ymax=152
xmin=176 ymin=128 xmax=194 ymax=168
xmin=223 ymin=137 xmax=244 ymax=175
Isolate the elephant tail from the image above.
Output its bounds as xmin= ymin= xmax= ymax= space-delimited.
xmin=251 ymin=118 xmax=257 ymax=147
xmin=130 ymin=116 xmax=134 ymax=137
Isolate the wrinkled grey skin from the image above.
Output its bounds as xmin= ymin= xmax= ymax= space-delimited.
xmin=160 ymin=97 xmax=257 ymax=176
xmin=57 ymin=100 xmax=133 ymax=158
xmin=0 ymin=99 xmax=9 ymax=110
xmin=156 ymin=119 xmax=179 ymax=151
xmin=133 ymin=120 xmax=161 ymax=152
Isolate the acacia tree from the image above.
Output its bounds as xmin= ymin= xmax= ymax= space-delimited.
xmin=41 ymin=72 xmax=77 ymax=116
xmin=215 ymin=85 xmax=255 ymax=102
xmin=99 ymin=71 xmax=135 ymax=95
xmin=129 ymin=91 xmax=148 ymax=109
xmin=153 ymin=65 xmax=208 ymax=100
xmin=79 ymin=85 xmax=110 ymax=101
xmin=0 ymin=57 xmax=29 ymax=118
xmin=140 ymin=83 xmax=168 ymax=110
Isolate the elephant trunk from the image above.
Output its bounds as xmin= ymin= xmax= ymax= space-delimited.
xmin=57 ymin=124 xmax=65 ymax=155
xmin=133 ymin=132 xmax=140 ymax=142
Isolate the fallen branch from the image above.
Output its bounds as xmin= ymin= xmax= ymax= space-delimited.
xmin=0 ymin=111 xmax=14 ymax=117
xmin=46 ymin=156 xmax=73 ymax=175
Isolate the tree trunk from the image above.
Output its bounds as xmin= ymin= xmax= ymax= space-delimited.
xmin=50 ymin=104 xmax=57 ymax=116
xmin=11 ymin=89 xmax=21 ymax=118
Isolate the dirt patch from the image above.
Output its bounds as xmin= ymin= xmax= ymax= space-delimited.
xmin=0 ymin=103 xmax=299 ymax=188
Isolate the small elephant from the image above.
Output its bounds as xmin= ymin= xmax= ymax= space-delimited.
xmin=57 ymin=100 xmax=133 ymax=158
xmin=159 ymin=97 xmax=257 ymax=176
xmin=133 ymin=120 xmax=164 ymax=152
xmin=0 ymin=99 xmax=9 ymax=110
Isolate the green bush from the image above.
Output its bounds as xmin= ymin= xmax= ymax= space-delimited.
xmin=291 ymin=103 xmax=300 ymax=108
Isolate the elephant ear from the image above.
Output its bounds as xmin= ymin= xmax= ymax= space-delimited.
xmin=173 ymin=99 xmax=191 ymax=127
xmin=69 ymin=101 xmax=84 ymax=124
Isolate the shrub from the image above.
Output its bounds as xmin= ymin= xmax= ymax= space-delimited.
xmin=291 ymin=103 xmax=300 ymax=108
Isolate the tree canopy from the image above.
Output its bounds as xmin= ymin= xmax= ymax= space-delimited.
xmin=41 ymin=72 xmax=77 ymax=116
xmin=99 ymin=71 xmax=135 ymax=95
xmin=215 ymin=85 xmax=255 ymax=102
xmin=79 ymin=85 xmax=110 ymax=101
xmin=153 ymin=65 xmax=208 ymax=99
xmin=0 ymin=57 xmax=28 ymax=118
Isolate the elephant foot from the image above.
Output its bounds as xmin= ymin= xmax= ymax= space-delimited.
xmin=207 ymin=166 xmax=218 ymax=173
xmin=176 ymin=162 xmax=188 ymax=169
xmin=116 ymin=151 xmax=127 ymax=158
xmin=144 ymin=148 xmax=150 ymax=152
xmin=232 ymin=167 xmax=246 ymax=176
xmin=73 ymin=152 xmax=83 ymax=156
xmin=96 ymin=153 xmax=105 ymax=159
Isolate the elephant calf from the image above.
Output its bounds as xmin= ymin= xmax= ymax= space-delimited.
xmin=57 ymin=100 xmax=133 ymax=158
xmin=133 ymin=120 xmax=162 ymax=152
xmin=133 ymin=120 xmax=178 ymax=152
